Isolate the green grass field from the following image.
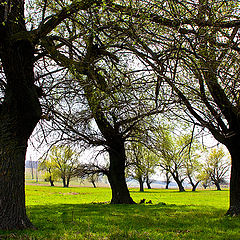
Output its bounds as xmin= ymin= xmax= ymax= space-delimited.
xmin=1 ymin=185 xmax=240 ymax=239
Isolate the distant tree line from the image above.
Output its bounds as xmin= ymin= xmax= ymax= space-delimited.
xmin=39 ymin=137 xmax=230 ymax=193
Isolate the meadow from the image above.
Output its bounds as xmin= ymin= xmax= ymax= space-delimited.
xmin=1 ymin=184 xmax=240 ymax=240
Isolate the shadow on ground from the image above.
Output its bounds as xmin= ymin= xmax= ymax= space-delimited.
xmin=0 ymin=203 xmax=240 ymax=240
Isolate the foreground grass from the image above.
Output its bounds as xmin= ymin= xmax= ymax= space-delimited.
xmin=1 ymin=186 xmax=240 ymax=239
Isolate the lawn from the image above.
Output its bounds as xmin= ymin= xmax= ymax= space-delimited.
xmin=0 ymin=185 xmax=239 ymax=239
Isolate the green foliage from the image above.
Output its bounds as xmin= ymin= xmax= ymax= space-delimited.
xmin=38 ymin=158 xmax=60 ymax=184
xmin=126 ymin=142 xmax=158 ymax=186
xmin=1 ymin=186 xmax=240 ymax=239
xmin=205 ymin=146 xmax=230 ymax=186
xmin=207 ymin=147 xmax=230 ymax=169
xmin=155 ymin=126 xmax=190 ymax=179
xmin=40 ymin=145 xmax=80 ymax=187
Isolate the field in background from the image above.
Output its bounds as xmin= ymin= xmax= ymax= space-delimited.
xmin=1 ymin=186 xmax=239 ymax=240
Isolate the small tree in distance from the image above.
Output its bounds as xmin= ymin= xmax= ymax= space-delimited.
xmin=183 ymin=142 xmax=202 ymax=192
xmin=38 ymin=159 xmax=59 ymax=187
xmin=42 ymin=145 xmax=79 ymax=187
xmin=205 ymin=146 xmax=230 ymax=191
xmin=126 ymin=142 xmax=158 ymax=192
xmin=155 ymin=127 xmax=188 ymax=192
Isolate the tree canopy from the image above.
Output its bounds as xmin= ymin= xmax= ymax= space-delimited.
xmin=1 ymin=0 xmax=240 ymax=230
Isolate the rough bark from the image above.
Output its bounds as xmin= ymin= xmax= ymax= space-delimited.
xmin=0 ymin=40 xmax=41 ymax=230
xmin=107 ymin=139 xmax=135 ymax=204
xmin=225 ymin=138 xmax=240 ymax=216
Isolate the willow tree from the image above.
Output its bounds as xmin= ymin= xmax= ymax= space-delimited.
xmin=0 ymin=0 xmax=102 ymax=230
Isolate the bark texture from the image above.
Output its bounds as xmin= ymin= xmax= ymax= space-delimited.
xmin=0 ymin=1 xmax=41 ymax=229
xmin=226 ymin=138 xmax=240 ymax=216
xmin=0 ymin=40 xmax=41 ymax=229
xmin=107 ymin=139 xmax=135 ymax=204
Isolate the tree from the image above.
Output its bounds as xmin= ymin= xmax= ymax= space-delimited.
xmin=184 ymin=156 xmax=202 ymax=192
xmin=126 ymin=142 xmax=158 ymax=192
xmin=198 ymin=170 xmax=211 ymax=189
xmin=183 ymin=140 xmax=202 ymax=192
xmin=75 ymin=161 xmax=108 ymax=188
xmin=0 ymin=0 xmax=101 ymax=229
xmin=87 ymin=173 xmax=100 ymax=188
xmin=155 ymin=127 xmax=188 ymax=192
xmin=126 ymin=142 xmax=145 ymax=192
xmin=205 ymin=146 xmax=230 ymax=191
xmin=39 ymin=158 xmax=59 ymax=186
xmin=47 ymin=145 xmax=79 ymax=187
xmin=40 ymin=24 xmax=164 ymax=203
xmin=108 ymin=0 xmax=240 ymax=215
xmin=163 ymin=171 xmax=172 ymax=190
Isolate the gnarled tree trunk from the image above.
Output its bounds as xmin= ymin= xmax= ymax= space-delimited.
xmin=226 ymin=138 xmax=240 ymax=216
xmin=172 ymin=173 xmax=185 ymax=192
xmin=213 ymin=180 xmax=221 ymax=191
xmin=107 ymin=139 xmax=135 ymax=204
xmin=0 ymin=38 xmax=41 ymax=229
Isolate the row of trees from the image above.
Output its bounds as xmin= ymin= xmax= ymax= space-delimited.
xmin=1 ymin=0 xmax=240 ymax=230
xmin=40 ymin=135 xmax=230 ymax=193
xmin=39 ymin=145 xmax=102 ymax=188
xmin=127 ymin=140 xmax=230 ymax=192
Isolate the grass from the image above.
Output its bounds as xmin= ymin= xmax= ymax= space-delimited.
xmin=1 ymin=186 xmax=240 ymax=239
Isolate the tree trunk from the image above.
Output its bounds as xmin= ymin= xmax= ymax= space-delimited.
xmin=84 ymin=75 xmax=135 ymax=203
xmin=0 ymin=135 xmax=34 ymax=230
xmin=225 ymin=140 xmax=240 ymax=216
xmin=172 ymin=173 xmax=185 ymax=192
xmin=66 ymin=176 xmax=70 ymax=187
xmin=176 ymin=180 xmax=185 ymax=192
xmin=91 ymin=180 xmax=97 ymax=188
xmin=107 ymin=140 xmax=135 ymax=204
xmin=214 ymin=181 xmax=221 ymax=191
xmin=203 ymin=183 xmax=207 ymax=189
xmin=192 ymin=182 xmax=200 ymax=192
xmin=165 ymin=172 xmax=171 ymax=189
xmin=146 ymin=175 xmax=152 ymax=189
xmin=138 ymin=176 xmax=144 ymax=192
xmin=188 ymin=175 xmax=200 ymax=192
xmin=62 ymin=176 xmax=67 ymax=187
xmin=49 ymin=176 xmax=54 ymax=187
xmin=0 ymin=41 xmax=41 ymax=229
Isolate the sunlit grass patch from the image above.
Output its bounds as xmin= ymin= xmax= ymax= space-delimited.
xmin=0 ymin=186 xmax=239 ymax=239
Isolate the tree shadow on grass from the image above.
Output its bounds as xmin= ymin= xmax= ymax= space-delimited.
xmin=0 ymin=203 xmax=240 ymax=240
